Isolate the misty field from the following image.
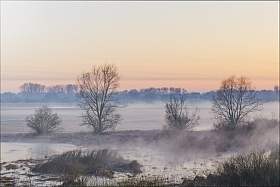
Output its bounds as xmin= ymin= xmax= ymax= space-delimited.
xmin=1 ymin=101 xmax=278 ymax=133
xmin=1 ymin=102 xmax=279 ymax=186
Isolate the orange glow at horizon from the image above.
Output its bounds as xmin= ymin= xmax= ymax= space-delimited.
xmin=1 ymin=1 xmax=279 ymax=93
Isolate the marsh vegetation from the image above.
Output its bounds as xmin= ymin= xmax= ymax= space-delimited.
xmin=1 ymin=75 xmax=279 ymax=186
xmin=1 ymin=115 xmax=278 ymax=186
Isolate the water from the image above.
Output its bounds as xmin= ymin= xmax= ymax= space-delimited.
xmin=0 ymin=142 xmax=225 ymax=186
xmin=0 ymin=142 xmax=77 ymax=163
xmin=1 ymin=101 xmax=279 ymax=133
xmin=1 ymin=101 xmax=278 ymax=186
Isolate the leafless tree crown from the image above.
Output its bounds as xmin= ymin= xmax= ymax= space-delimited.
xmin=26 ymin=106 xmax=63 ymax=135
xmin=77 ymin=64 xmax=123 ymax=134
xmin=211 ymin=75 xmax=262 ymax=130
xmin=164 ymin=94 xmax=200 ymax=130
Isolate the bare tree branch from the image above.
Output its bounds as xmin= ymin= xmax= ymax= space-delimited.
xmin=211 ymin=76 xmax=262 ymax=130
xmin=77 ymin=64 xmax=124 ymax=134
xmin=26 ymin=106 xmax=63 ymax=135
xmin=164 ymin=94 xmax=200 ymax=131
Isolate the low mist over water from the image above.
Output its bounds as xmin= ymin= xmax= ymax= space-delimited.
xmin=1 ymin=101 xmax=279 ymax=186
xmin=1 ymin=142 xmax=77 ymax=162
xmin=1 ymin=101 xmax=278 ymax=133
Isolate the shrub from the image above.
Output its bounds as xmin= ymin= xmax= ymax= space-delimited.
xmin=164 ymin=94 xmax=200 ymax=131
xmin=208 ymin=150 xmax=279 ymax=186
xmin=117 ymin=175 xmax=171 ymax=187
xmin=32 ymin=149 xmax=142 ymax=178
xmin=26 ymin=106 xmax=63 ymax=135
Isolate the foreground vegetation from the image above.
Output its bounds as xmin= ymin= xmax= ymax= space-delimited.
xmin=32 ymin=149 xmax=141 ymax=179
xmin=206 ymin=149 xmax=279 ymax=186
xmin=1 ymin=116 xmax=278 ymax=186
xmin=24 ymin=147 xmax=279 ymax=187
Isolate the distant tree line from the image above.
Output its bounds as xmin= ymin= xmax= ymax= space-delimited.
xmin=19 ymin=82 xmax=78 ymax=94
xmin=22 ymin=65 xmax=279 ymax=187
xmin=1 ymin=83 xmax=78 ymax=103
xmin=117 ymin=87 xmax=279 ymax=103
xmin=0 ymin=82 xmax=279 ymax=103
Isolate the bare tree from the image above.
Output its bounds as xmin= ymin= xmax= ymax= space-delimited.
xmin=164 ymin=94 xmax=200 ymax=130
xmin=47 ymin=85 xmax=65 ymax=93
xmin=211 ymin=75 xmax=262 ymax=130
xmin=65 ymin=84 xmax=78 ymax=94
xmin=274 ymin=85 xmax=279 ymax=93
xmin=77 ymin=64 xmax=124 ymax=134
xmin=26 ymin=106 xmax=63 ymax=135
xmin=20 ymin=82 xmax=46 ymax=93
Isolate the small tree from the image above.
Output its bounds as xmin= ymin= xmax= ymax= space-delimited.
xmin=77 ymin=64 xmax=124 ymax=134
xmin=26 ymin=106 xmax=62 ymax=135
xmin=211 ymin=75 xmax=262 ymax=130
xmin=164 ymin=94 xmax=200 ymax=130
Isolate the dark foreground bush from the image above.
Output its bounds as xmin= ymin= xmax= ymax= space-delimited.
xmin=117 ymin=176 xmax=173 ymax=187
xmin=59 ymin=175 xmax=178 ymax=187
xmin=32 ymin=149 xmax=142 ymax=178
xmin=206 ymin=150 xmax=279 ymax=186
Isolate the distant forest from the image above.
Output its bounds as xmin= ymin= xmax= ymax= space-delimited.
xmin=1 ymin=82 xmax=279 ymax=103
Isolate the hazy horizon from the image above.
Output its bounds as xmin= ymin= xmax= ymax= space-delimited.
xmin=1 ymin=1 xmax=279 ymax=93
xmin=0 ymin=81 xmax=279 ymax=94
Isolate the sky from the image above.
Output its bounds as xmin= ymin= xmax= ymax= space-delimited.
xmin=1 ymin=1 xmax=279 ymax=93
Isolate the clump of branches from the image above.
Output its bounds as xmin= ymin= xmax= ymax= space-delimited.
xmin=77 ymin=64 xmax=125 ymax=134
xmin=32 ymin=149 xmax=141 ymax=178
xmin=164 ymin=94 xmax=200 ymax=131
xmin=207 ymin=150 xmax=279 ymax=186
xmin=117 ymin=175 xmax=172 ymax=187
xmin=211 ymin=75 xmax=262 ymax=131
xmin=26 ymin=106 xmax=62 ymax=135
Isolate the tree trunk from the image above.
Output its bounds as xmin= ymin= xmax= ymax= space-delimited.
xmin=98 ymin=117 xmax=102 ymax=134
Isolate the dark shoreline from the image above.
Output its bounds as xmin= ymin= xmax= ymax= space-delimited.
xmin=0 ymin=130 xmax=213 ymax=147
xmin=0 ymin=130 xmax=163 ymax=146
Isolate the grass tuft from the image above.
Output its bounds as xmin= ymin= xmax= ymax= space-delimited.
xmin=207 ymin=150 xmax=279 ymax=186
xmin=32 ymin=149 xmax=142 ymax=178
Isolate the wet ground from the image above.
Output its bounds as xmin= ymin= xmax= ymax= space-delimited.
xmin=1 ymin=131 xmax=231 ymax=186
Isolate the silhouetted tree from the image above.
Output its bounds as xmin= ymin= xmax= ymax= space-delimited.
xmin=164 ymin=94 xmax=200 ymax=130
xmin=274 ymin=85 xmax=279 ymax=93
xmin=20 ymin=82 xmax=46 ymax=93
xmin=47 ymin=85 xmax=65 ymax=93
xmin=65 ymin=84 xmax=78 ymax=94
xmin=26 ymin=106 xmax=62 ymax=135
xmin=211 ymin=75 xmax=262 ymax=130
xmin=77 ymin=64 xmax=124 ymax=134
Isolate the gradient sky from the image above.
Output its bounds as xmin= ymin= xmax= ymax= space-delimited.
xmin=1 ymin=1 xmax=279 ymax=93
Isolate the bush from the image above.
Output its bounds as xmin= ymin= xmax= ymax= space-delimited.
xmin=32 ymin=149 xmax=142 ymax=178
xmin=26 ymin=106 xmax=63 ymax=135
xmin=117 ymin=175 xmax=171 ymax=187
xmin=164 ymin=94 xmax=200 ymax=131
xmin=208 ymin=150 xmax=279 ymax=186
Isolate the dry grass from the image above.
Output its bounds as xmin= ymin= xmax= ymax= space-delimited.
xmin=206 ymin=150 xmax=279 ymax=186
xmin=32 ymin=149 xmax=141 ymax=177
